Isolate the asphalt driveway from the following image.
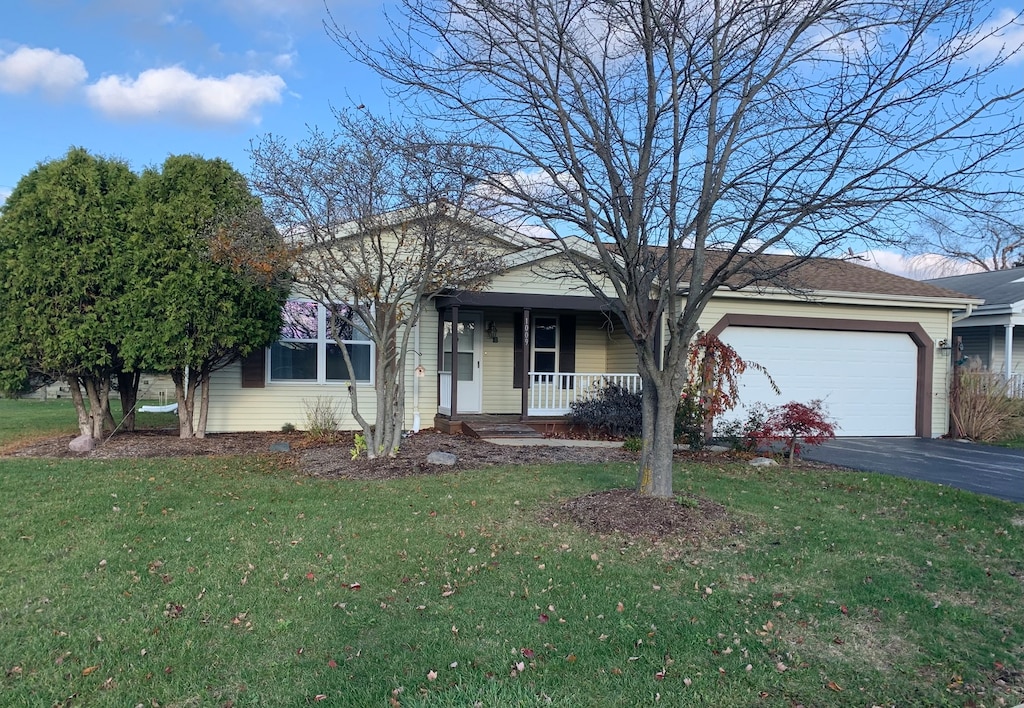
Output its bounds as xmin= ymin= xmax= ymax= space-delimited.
xmin=802 ymin=437 xmax=1024 ymax=503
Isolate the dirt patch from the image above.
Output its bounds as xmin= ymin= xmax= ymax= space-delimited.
xmin=556 ymin=488 xmax=735 ymax=541
xmin=3 ymin=429 xmax=305 ymax=459
xmin=2 ymin=427 xmax=638 ymax=472
xmin=4 ymin=428 xmax=750 ymax=540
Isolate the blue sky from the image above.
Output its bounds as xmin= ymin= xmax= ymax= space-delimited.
xmin=0 ymin=0 xmax=388 ymax=201
xmin=1 ymin=0 xmax=1021 ymax=277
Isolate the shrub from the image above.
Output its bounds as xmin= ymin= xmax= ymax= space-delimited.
xmin=303 ymin=397 xmax=341 ymax=440
xmin=715 ymin=403 xmax=771 ymax=452
xmin=674 ymin=385 xmax=705 ymax=450
xmin=677 ymin=333 xmax=778 ymax=449
xmin=281 ymin=422 xmax=297 ymax=433
xmin=950 ymin=364 xmax=1021 ymax=442
xmin=751 ymin=399 xmax=836 ymax=464
xmin=623 ymin=436 xmax=642 ymax=453
xmin=568 ymin=382 xmax=642 ymax=438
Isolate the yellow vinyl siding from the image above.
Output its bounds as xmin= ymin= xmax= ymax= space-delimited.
xmin=204 ymin=307 xmax=440 ymax=433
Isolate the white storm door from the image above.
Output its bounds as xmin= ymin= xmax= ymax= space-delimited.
xmin=443 ymin=314 xmax=483 ymax=414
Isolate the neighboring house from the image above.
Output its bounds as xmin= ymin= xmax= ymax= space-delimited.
xmin=925 ymin=266 xmax=1024 ymax=397
xmin=203 ymin=224 xmax=977 ymax=438
xmin=21 ymin=373 xmax=177 ymax=404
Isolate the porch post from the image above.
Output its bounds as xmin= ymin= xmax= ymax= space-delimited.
xmin=520 ymin=308 xmax=531 ymax=419
xmin=437 ymin=308 xmax=446 ymax=413
xmin=451 ymin=305 xmax=460 ymax=418
xmin=1005 ymin=323 xmax=1015 ymax=382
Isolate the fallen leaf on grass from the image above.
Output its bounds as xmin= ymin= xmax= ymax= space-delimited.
xmin=521 ymin=648 xmax=535 ymax=659
xmin=826 ymin=680 xmax=843 ymax=691
xmin=327 ymin=659 xmax=337 ymax=669
xmin=427 ymin=670 xmax=438 ymax=681
xmin=538 ymin=613 xmax=549 ymax=623
xmin=82 ymin=665 xmax=100 ymax=676
xmin=314 ymin=694 xmax=327 ymax=702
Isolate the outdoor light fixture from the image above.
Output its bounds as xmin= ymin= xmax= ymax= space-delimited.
xmin=486 ymin=321 xmax=499 ymax=342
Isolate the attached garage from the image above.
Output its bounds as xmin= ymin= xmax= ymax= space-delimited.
xmin=708 ymin=314 xmax=936 ymax=437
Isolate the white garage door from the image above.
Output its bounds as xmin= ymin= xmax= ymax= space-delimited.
xmin=717 ymin=327 xmax=918 ymax=437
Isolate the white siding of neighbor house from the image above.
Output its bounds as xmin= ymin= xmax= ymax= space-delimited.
xmin=694 ymin=295 xmax=954 ymax=438
xmin=988 ymin=326 xmax=1024 ymax=376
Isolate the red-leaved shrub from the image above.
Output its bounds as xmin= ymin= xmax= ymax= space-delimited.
xmin=752 ymin=400 xmax=836 ymax=464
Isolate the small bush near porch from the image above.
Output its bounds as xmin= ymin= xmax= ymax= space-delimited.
xmin=1 ymin=432 xmax=1022 ymax=704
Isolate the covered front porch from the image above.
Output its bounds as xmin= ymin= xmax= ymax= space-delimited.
xmin=432 ymin=292 xmax=646 ymax=427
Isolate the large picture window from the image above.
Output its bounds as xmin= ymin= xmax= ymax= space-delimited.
xmin=270 ymin=300 xmax=373 ymax=383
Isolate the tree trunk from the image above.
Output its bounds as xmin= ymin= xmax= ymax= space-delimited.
xmin=637 ymin=372 xmax=677 ymax=498
xmin=117 ymin=371 xmax=141 ymax=432
xmin=196 ymin=373 xmax=210 ymax=439
xmin=68 ymin=377 xmax=93 ymax=438
xmin=83 ymin=376 xmax=110 ymax=440
xmin=172 ymin=369 xmax=195 ymax=438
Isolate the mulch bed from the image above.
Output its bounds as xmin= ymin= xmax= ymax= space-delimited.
xmin=3 ymin=428 xmax=763 ymax=541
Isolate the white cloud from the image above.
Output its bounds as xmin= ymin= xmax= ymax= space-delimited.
xmin=85 ymin=66 xmax=286 ymax=125
xmin=273 ymin=52 xmax=297 ymax=70
xmin=856 ymin=249 xmax=983 ymax=279
xmin=0 ymin=186 xmax=11 ymax=208
xmin=0 ymin=46 xmax=88 ymax=96
xmin=972 ymin=8 xmax=1024 ymax=66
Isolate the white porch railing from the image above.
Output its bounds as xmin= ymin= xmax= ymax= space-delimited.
xmin=1009 ymin=373 xmax=1024 ymax=399
xmin=527 ymin=372 xmax=642 ymax=416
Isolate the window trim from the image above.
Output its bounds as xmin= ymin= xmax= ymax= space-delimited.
xmin=269 ymin=299 xmax=375 ymax=385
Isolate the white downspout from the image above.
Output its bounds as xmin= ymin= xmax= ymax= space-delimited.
xmin=412 ymin=318 xmax=422 ymax=433
xmin=951 ymin=303 xmax=975 ymax=324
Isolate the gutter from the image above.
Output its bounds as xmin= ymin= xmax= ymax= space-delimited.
xmin=952 ymin=303 xmax=976 ymax=324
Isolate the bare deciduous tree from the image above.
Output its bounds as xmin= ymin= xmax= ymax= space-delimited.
xmin=249 ymin=111 xmax=504 ymax=457
xmin=911 ymin=196 xmax=1024 ymax=274
xmin=335 ymin=0 xmax=1024 ymax=496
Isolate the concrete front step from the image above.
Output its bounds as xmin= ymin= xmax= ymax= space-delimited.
xmin=461 ymin=422 xmax=544 ymax=439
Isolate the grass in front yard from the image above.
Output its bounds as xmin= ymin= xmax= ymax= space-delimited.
xmin=0 ymin=453 xmax=1021 ymax=707
xmin=0 ymin=398 xmax=178 ymax=449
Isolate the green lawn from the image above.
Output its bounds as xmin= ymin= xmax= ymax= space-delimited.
xmin=0 ymin=406 xmax=1022 ymax=706
xmin=0 ymin=398 xmax=179 ymax=448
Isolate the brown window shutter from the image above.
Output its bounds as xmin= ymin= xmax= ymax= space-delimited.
xmin=559 ymin=314 xmax=576 ymax=389
xmin=240 ymin=349 xmax=266 ymax=388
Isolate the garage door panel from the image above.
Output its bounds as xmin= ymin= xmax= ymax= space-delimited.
xmin=718 ymin=328 xmax=917 ymax=437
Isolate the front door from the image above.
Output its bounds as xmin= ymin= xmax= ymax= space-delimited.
xmin=443 ymin=313 xmax=482 ymax=414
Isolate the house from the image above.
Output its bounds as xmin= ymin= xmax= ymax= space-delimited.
xmin=202 ymin=223 xmax=978 ymax=438
xmin=924 ymin=266 xmax=1024 ymax=397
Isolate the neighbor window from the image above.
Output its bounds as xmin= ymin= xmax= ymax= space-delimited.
xmin=270 ymin=300 xmax=373 ymax=383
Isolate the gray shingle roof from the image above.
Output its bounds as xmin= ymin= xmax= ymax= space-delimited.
xmin=924 ymin=267 xmax=1024 ymax=306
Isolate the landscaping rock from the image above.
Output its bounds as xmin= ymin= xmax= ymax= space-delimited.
xmin=706 ymin=445 xmax=731 ymax=453
xmin=426 ymin=451 xmax=458 ymax=466
xmin=269 ymin=441 xmax=291 ymax=453
xmin=748 ymin=456 xmax=778 ymax=467
xmin=69 ymin=434 xmax=96 ymax=453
